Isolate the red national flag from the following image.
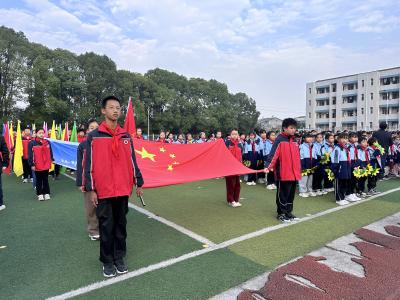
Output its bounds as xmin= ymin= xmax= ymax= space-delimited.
xmin=63 ymin=122 xmax=69 ymax=142
xmin=3 ymin=123 xmax=12 ymax=174
xmin=124 ymin=97 xmax=136 ymax=138
xmin=133 ymin=139 xmax=259 ymax=188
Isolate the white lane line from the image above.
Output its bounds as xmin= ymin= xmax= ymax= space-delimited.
xmin=128 ymin=202 xmax=216 ymax=246
xmin=62 ymin=173 xmax=215 ymax=246
xmin=47 ymin=186 xmax=400 ymax=300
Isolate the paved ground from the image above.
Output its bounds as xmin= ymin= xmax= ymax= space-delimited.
xmin=212 ymin=212 xmax=400 ymax=300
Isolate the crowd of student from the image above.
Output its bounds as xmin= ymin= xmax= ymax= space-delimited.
xmin=0 ymin=95 xmax=398 ymax=277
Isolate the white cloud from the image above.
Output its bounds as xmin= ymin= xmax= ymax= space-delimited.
xmin=1 ymin=0 xmax=400 ymax=119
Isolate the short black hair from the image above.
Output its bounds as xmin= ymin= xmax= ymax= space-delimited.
xmin=359 ymin=136 xmax=368 ymax=143
xmin=325 ymin=132 xmax=334 ymax=140
xmin=338 ymin=132 xmax=349 ymax=140
xmin=282 ymin=118 xmax=297 ymax=129
xmin=86 ymin=118 xmax=98 ymax=129
xmin=101 ymin=95 xmax=121 ymax=109
xmin=349 ymin=132 xmax=358 ymax=138
xmin=379 ymin=122 xmax=388 ymax=130
xmin=36 ymin=128 xmax=44 ymax=133
xmin=303 ymin=132 xmax=313 ymax=138
xmin=368 ymin=137 xmax=377 ymax=146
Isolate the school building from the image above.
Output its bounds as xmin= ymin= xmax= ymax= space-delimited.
xmin=306 ymin=67 xmax=400 ymax=131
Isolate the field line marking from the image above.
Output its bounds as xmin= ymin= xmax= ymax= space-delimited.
xmin=48 ymin=184 xmax=400 ymax=300
xmin=128 ymin=202 xmax=216 ymax=246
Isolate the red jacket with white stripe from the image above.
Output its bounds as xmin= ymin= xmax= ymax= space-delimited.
xmin=84 ymin=122 xmax=144 ymax=199
xmin=264 ymin=132 xmax=301 ymax=181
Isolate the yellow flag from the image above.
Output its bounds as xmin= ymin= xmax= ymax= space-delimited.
xmin=13 ymin=120 xmax=24 ymax=177
xmin=49 ymin=120 xmax=56 ymax=172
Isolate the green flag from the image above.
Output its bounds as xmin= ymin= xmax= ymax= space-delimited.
xmin=70 ymin=121 xmax=78 ymax=142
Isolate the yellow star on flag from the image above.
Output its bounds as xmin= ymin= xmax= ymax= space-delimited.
xmin=169 ymin=153 xmax=176 ymax=159
xmin=135 ymin=147 xmax=156 ymax=162
xmin=167 ymin=165 xmax=174 ymax=171
xmin=160 ymin=147 xmax=166 ymax=153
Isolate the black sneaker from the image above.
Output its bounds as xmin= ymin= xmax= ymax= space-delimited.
xmin=103 ymin=263 xmax=116 ymax=278
xmin=286 ymin=213 xmax=300 ymax=221
xmin=277 ymin=214 xmax=291 ymax=223
xmin=114 ymin=259 xmax=128 ymax=274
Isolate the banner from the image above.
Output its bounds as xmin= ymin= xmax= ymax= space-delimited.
xmin=48 ymin=139 xmax=79 ymax=170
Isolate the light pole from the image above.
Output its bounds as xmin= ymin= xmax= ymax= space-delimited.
xmin=147 ymin=105 xmax=150 ymax=139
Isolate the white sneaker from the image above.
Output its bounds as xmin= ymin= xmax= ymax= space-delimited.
xmin=336 ymin=200 xmax=349 ymax=206
xmin=38 ymin=195 xmax=45 ymax=201
xmin=246 ymin=182 xmax=253 ymax=186
xmin=321 ymin=189 xmax=328 ymax=195
xmin=271 ymin=184 xmax=277 ymax=190
xmin=309 ymin=192 xmax=317 ymax=197
xmin=327 ymin=188 xmax=335 ymax=192
xmin=89 ymin=234 xmax=100 ymax=241
xmin=30 ymin=178 xmax=34 ymax=183
xmin=350 ymin=194 xmax=361 ymax=201
xmin=257 ymin=178 xmax=265 ymax=184
xmin=22 ymin=179 xmax=28 ymax=183
xmin=44 ymin=194 xmax=51 ymax=200
xmin=299 ymin=193 xmax=309 ymax=198
xmin=228 ymin=202 xmax=240 ymax=207
xmin=266 ymin=184 xmax=274 ymax=190
xmin=0 ymin=205 xmax=6 ymax=211
xmin=234 ymin=202 xmax=242 ymax=207
xmin=316 ymin=190 xmax=324 ymax=196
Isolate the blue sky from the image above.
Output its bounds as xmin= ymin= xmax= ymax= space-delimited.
xmin=1 ymin=0 xmax=400 ymax=118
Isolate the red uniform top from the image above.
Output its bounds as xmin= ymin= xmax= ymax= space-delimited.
xmin=84 ymin=122 xmax=144 ymax=199
xmin=28 ymin=138 xmax=53 ymax=171
xmin=22 ymin=136 xmax=31 ymax=159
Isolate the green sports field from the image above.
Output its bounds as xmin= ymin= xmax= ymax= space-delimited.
xmin=1 ymin=174 xmax=400 ymax=299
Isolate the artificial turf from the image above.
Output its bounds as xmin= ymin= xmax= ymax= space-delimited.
xmin=137 ymin=178 xmax=400 ymax=243
xmin=1 ymin=174 xmax=400 ymax=300
xmin=0 ymin=175 xmax=201 ymax=300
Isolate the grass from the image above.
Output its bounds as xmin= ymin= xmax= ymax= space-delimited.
xmin=1 ymin=174 xmax=400 ymax=300
xmin=0 ymin=175 xmax=201 ymax=300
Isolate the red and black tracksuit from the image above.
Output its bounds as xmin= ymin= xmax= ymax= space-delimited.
xmin=28 ymin=138 xmax=54 ymax=195
xmin=265 ymin=133 xmax=301 ymax=216
xmin=22 ymin=136 xmax=32 ymax=179
xmin=225 ymin=139 xmax=244 ymax=203
xmin=84 ymin=122 xmax=144 ymax=265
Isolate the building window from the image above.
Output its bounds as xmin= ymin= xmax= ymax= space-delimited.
xmin=361 ymin=94 xmax=364 ymax=101
xmin=361 ymin=108 xmax=364 ymax=114
xmin=362 ymin=80 xmax=364 ymax=87
xmin=332 ymin=83 xmax=337 ymax=92
xmin=371 ymin=92 xmax=373 ymax=100
xmin=309 ymin=88 xmax=311 ymax=94
xmin=332 ymin=109 xmax=336 ymax=118
xmin=370 ymin=107 xmax=373 ymax=114
xmin=309 ymin=112 xmax=311 ymax=118
xmin=361 ymin=122 xmax=364 ymax=128
xmin=370 ymin=122 xmax=373 ymax=129
xmin=371 ymin=78 xmax=373 ymax=85
xmin=380 ymin=76 xmax=399 ymax=85
xmin=332 ymin=97 xmax=336 ymax=105
xmin=309 ymin=100 xmax=311 ymax=106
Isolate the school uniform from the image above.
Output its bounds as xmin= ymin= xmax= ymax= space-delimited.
xmin=0 ymin=136 xmax=10 ymax=207
xmin=22 ymin=136 xmax=32 ymax=180
xmin=331 ymin=144 xmax=352 ymax=201
xmin=196 ymin=138 xmax=207 ymax=143
xmin=76 ymin=139 xmax=99 ymax=237
xmin=312 ymin=141 xmax=325 ymax=192
xmin=347 ymin=143 xmax=359 ymax=195
xmin=299 ymin=143 xmax=318 ymax=194
xmin=265 ymin=133 xmax=301 ymax=216
xmin=367 ymin=146 xmax=381 ymax=192
xmin=244 ymin=139 xmax=262 ymax=183
xmin=321 ymin=142 xmax=335 ymax=189
xmin=393 ymin=143 xmax=400 ymax=176
xmin=28 ymin=138 xmax=54 ymax=196
xmin=84 ymin=122 xmax=144 ymax=265
xmin=225 ymin=139 xmax=243 ymax=204
xmin=260 ymin=139 xmax=274 ymax=184
xmin=356 ymin=145 xmax=369 ymax=193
